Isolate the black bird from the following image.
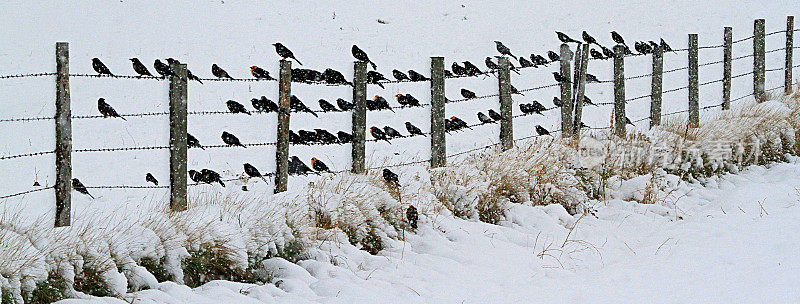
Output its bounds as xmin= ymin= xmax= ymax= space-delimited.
xmin=289 ymin=156 xmax=316 ymax=175
xmin=553 ymin=97 xmax=563 ymax=107
xmin=318 ymin=99 xmax=340 ymax=112
xmin=273 ymin=43 xmax=302 ymax=65
xmin=295 ymin=68 xmax=322 ymax=82
xmin=532 ymin=54 xmax=549 ymax=66
xmin=660 ymin=38 xmax=673 ymax=52
xmin=530 ymin=100 xmax=547 ymax=113
xmin=226 ymin=100 xmax=251 ymax=115
xmin=146 ymin=173 xmax=158 ymax=186
xmin=188 ymin=133 xmax=204 ymax=150
xmin=583 ymin=95 xmax=597 ymax=106
xmin=383 ymin=126 xmax=404 ymax=138
xmin=289 ymin=130 xmax=304 ymax=145
xmin=250 ymin=66 xmax=275 ymax=80
xmin=315 ymin=129 xmax=339 ymax=144
xmin=634 ymin=41 xmax=652 ymax=54
xmin=165 ymin=58 xmax=203 ymax=83
xmin=298 ymin=130 xmax=318 ymax=144
xmin=130 ymin=58 xmax=153 ymax=77
xmin=477 ymin=112 xmax=494 ymax=124
xmin=649 ymin=41 xmax=660 ymax=51
xmin=154 ymin=59 xmax=175 ymax=77
xmin=485 ymin=57 xmax=499 ymax=70
xmin=556 ymin=31 xmax=581 ymax=44
xmin=382 ymin=169 xmax=400 ymax=187
xmin=406 ymin=205 xmax=418 ymax=229
xmin=337 ymin=98 xmax=354 ymax=111
xmin=626 ymin=117 xmax=635 ymax=126
xmin=509 ymin=84 xmax=524 ymax=96
xmin=552 ymin=72 xmax=569 ymax=83
xmin=407 ymin=70 xmax=430 ymax=81
xmin=323 ymin=68 xmax=352 ymax=86
xmin=444 ymin=69 xmax=454 ymax=78
xmin=461 ymin=88 xmax=477 ymax=99
xmin=188 ymin=170 xmax=202 ymax=183
xmin=405 ymin=122 xmax=426 ymax=137
xmin=370 ymin=127 xmax=391 ymax=143
xmin=252 ymin=96 xmax=278 ymax=112
xmin=243 ymin=163 xmax=268 ymax=183
xmin=372 ymin=95 xmax=395 ymax=112
xmin=444 ymin=119 xmax=455 ymax=132
xmin=585 ymin=74 xmax=600 ymax=83
xmin=590 ymin=49 xmax=605 ymax=60
xmin=92 ymin=58 xmax=113 ymax=76
xmin=601 ymin=46 xmax=615 ymax=59
xmin=519 ymin=57 xmax=534 ymax=68
xmin=396 ymin=94 xmax=409 ymax=107
xmin=535 ymin=125 xmax=550 ymax=136
xmin=393 ymin=69 xmax=409 ymax=81
xmin=222 ymin=131 xmax=246 ymax=148
xmin=582 ymin=31 xmax=599 ymax=46
xmin=611 ymin=31 xmax=626 ymax=45
xmin=450 ymin=116 xmax=470 ymax=130
xmin=212 ymin=64 xmax=234 ymax=79
xmin=488 ymin=109 xmax=502 ymax=121
xmin=311 ymin=158 xmax=330 ymax=172
xmin=519 ymin=103 xmax=537 ymax=115
xmin=462 ymin=61 xmax=482 ymax=76
xmin=451 ymin=62 xmax=467 ymax=76
xmin=337 ymin=131 xmax=353 ymax=143
xmin=72 ymin=178 xmax=94 ymax=199
xmin=290 ymin=95 xmax=318 ymax=117
xmin=403 ymin=94 xmax=421 ymax=107
xmin=352 ymin=45 xmax=377 ymax=70
xmin=97 ymin=98 xmax=126 ymax=120
xmin=200 ymin=169 xmax=225 ymax=187
xmin=366 ymin=71 xmax=387 ymax=88
xmin=494 ymin=41 xmax=518 ymax=60
xmin=547 ymin=51 xmax=560 ymax=62
xmin=575 ymin=121 xmax=591 ymax=129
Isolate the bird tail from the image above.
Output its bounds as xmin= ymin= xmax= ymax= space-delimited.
xmin=310 ymin=110 xmax=319 ymax=118
xmin=389 ymin=107 xmax=395 ymax=113
xmin=369 ymin=61 xmax=377 ymax=70
xmin=120 ymin=116 xmax=127 ymax=121
xmin=510 ymin=54 xmax=518 ymax=61
xmin=260 ymin=176 xmax=268 ymax=183
xmin=377 ymin=82 xmax=385 ymax=89
xmin=293 ymin=57 xmax=303 ymax=66
xmin=219 ymin=180 xmax=226 ymax=187
xmin=240 ymin=144 xmax=248 ymax=148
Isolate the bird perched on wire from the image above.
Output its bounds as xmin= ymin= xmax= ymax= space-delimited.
xmin=405 ymin=122 xmax=425 ymax=137
xmin=552 ymin=72 xmax=569 ymax=83
xmin=382 ymin=169 xmax=400 ymax=188
xmin=553 ymin=97 xmax=562 ymax=107
xmin=243 ymin=163 xmax=268 ymax=182
xmin=273 ymin=43 xmax=302 ymax=65
xmin=252 ymin=96 xmax=279 ymax=112
xmin=298 ymin=130 xmax=318 ymax=144
xmin=461 ymin=88 xmax=477 ymax=99
xmin=611 ymin=31 xmax=626 ymax=46
xmin=406 ymin=205 xmax=418 ymax=229
xmin=145 ymin=173 xmax=158 ymax=186
xmin=582 ymin=95 xmax=598 ymax=106
xmin=556 ymin=31 xmax=581 ymax=44
xmin=337 ymin=98 xmax=354 ymax=111
xmin=452 ymin=62 xmax=467 ymax=76
xmin=626 ymin=117 xmax=635 ymax=126
xmin=582 ymin=31 xmax=600 ymax=46
xmin=222 ymin=131 xmax=246 ymax=148
xmin=323 ymin=68 xmax=352 ymax=86
xmin=494 ymin=41 xmax=518 ymax=60
xmin=529 ymin=100 xmax=547 ymax=114
xmin=634 ymin=41 xmax=652 ymax=54
xmin=72 ymin=178 xmax=94 ymax=199
xmin=660 ymin=38 xmax=673 ymax=52
xmin=97 ymin=98 xmax=126 ymax=120
xmin=601 ymin=46 xmax=615 ymax=59
xmin=311 ymin=158 xmax=330 ymax=172
xmin=130 ymin=58 xmax=153 ymax=77
xmin=532 ymin=54 xmax=549 ymax=66
xmin=444 ymin=69 xmax=454 ymax=78
xmin=212 ymin=64 xmax=234 ymax=79
xmin=372 ymin=95 xmax=395 ymax=112
xmin=154 ymin=59 xmax=175 ymax=78
xmin=318 ymin=99 xmax=340 ymax=112
xmin=187 ymin=133 xmax=204 ymax=149
xmin=200 ymin=169 xmax=226 ymax=187
xmin=315 ymin=129 xmax=339 ymax=144
xmin=509 ymin=84 xmax=524 ymax=96
xmin=392 ymin=69 xmax=409 ymax=81
xmin=648 ymin=41 xmax=660 ymax=51
xmin=585 ymin=74 xmax=600 ymax=83
xmin=366 ymin=71 xmax=387 ymax=88
xmin=408 ymin=70 xmax=429 ymax=81
xmin=519 ymin=57 xmax=534 ymax=68
xmin=535 ymin=125 xmax=550 ymax=136
xmin=289 ymin=130 xmax=304 ymax=145
xmin=352 ymin=45 xmax=377 ymax=70
xmin=519 ymin=103 xmax=539 ymax=115
xmin=383 ymin=126 xmax=404 ymax=138
xmin=477 ymin=112 xmax=494 ymax=124
xmin=370 ymin=127 xmax=391 ymax=143
xmin=165 ymin=58 xmax=203 ymax=84
xmin=92 ymin=58 xmax=113 ymax=76
xmin=450 ymin=116 xmax=470 ymax=130
xmin=488 ymin=109 xmax=502 ymax=121
xmin=226 ymin=100 xmax=251 ymax=115
xmin=289 ymin=156 xmax=316 ymax=175
xmin=290 ymin=95 xmax=318 ymax=117
xmin=250 ymin=66 xmax=275 ymax=80
xmin=463 ymin=61 xmax=482 ymax=76
xmin=590 ymin=49 xmax=605 ymax=60
xmin=485 ymin=57 xmax=499 ymax=71
xmin=403 ymin=94 xmax=421 ymax=107
xmin=337 ymin=131 xmax=352 ymax=143
xmin=547 ymin=51 xmax=560 ymax=63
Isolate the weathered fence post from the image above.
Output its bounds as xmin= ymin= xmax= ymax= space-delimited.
xmin=573 ymin=44 xmax=590 ymax=138
xmin=754 ymin=19 xmax=766 ymax=102
xmin=168 ymin=62 xmax=188 ymax=212
xmin=723 ymin=26 xmax=733 ymax=110
xmin=688 ymin=34 xmax=700 ymax=128
xmin=430 ymin=57 xmax=446 ymax=168
xmin=560 ymin=44 xmax=573 ymax=138
xmin=650 ymin=45 xmax=663 ymax=128
xmin=613 ymin=45 xmax=626 ymax=136
xmin=351 ymin=61 xmax=368 ymax=174
xmin=498 ymin=57 xmax=514 ymax=150
xmin=274 ymin=60 xmax=292 ymax=193
xmin=786 ymin=16 xmax=795 ymax=95
xmin=55 ymin=42 xmax=71 ymax=227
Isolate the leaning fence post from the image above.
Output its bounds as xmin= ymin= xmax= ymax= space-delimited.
xmin=351 ymin=61 xmax=368 ymax=174
xmin=613 ymin=45 xmax=626 ymax=136
xmin=786 ymin=16 xmax=794 ymax=95
xmin=55 ymin=42 xmax=71 ymax=227
xmin=430 ymin=57 xmax=446 ymax=168
xmin=274 ymin=60 xmax=292 ymax=193
xmin=754 ymin=19 xmax=766 ymax=102
xmin=498 ymin=57 xmax=514 ymax=150
xmin=650 ymin=45 xmax=663 ymax=128
xmin=168 ymin=62 xmax=188 ymax=212
xmin=560 ymin=44 xmax=573 ymax=138
xmin=573 ymin=44 xmax=590 ymax=138
xmin=688 ymin=33 xmax=700 ymax=128
xmin=723 ymin=27 xmax=733 ymax=110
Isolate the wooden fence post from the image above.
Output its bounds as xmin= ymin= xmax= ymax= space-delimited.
xmin=573 ymin=43 xmax=590 ymax=138
xmin=168 ymin=62 xmax=188 ymax=212
xmin=430 ymin=57 xmax=446 ymax=168
xmin=560 ymin=44 xmax=573 ymax=138
xmin=688 ymin=34 xmax=700 ymax=128
xmin=650 ymin=45 xmax=663 ymax=128
xmin=754 ymin=19 xmax=766 ymax=102
xmin=613 ymin=45 xmax=626 ymax=136
xmin=55 ymin=42 xmax=71 ymax=227
xmin=351 ymin=61 xmax=368 ymax=174
xmin=786 ymin=16 xmax=795 ymax=95
xmin=274 ymin=60 xmax=291 ymax=193
xmin=498 ymin=57 xmax=514 ymax=150
xmin=723 ymin=27 xmax=733 ymax=110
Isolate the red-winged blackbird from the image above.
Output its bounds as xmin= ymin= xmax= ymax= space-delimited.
xmin=146 ymin=173 xmax=158 ymax=186
xmin=590 ymin=49 xmax=605 ymax=60
xmin=611 ymin=31 xmax=626 ymax=45
xmin=519 ymin=57 xmax=534 ymax=68
xmin=406 ymin=205 xmax=418 ymax=229
xmin=585 ymin=74 xmax=600 ymax=83
xmin=556 ymin=31 xmax=580 ymax=44
xmin=318 ymin=99 xmax=340 ymax=112
xmin=298 ymin=130 xmax=318 ymax=143
xmin=382 ymin=169 xmax=399 ymax=187
xmin=485 ymin=57 xmax=499 ymax=70
xmin=165 ymin=58 xmax=203 ymax=83
xmin=553 ymin=97 xmax=563 ymax=107
xmin=250 ymin=66 xmax=275 ymax=80
xmin=488 ymin=109 xmax=502 ymax=121
xmin=72 ymin=178 xmax=94 ymax=199
xmin=660 ymin=38 xmax=673 ymax=52
xmin=311 ymin=158 xmax=330 ymax=172
xmin=212 ymin=64 xmax=234 ymax=79
xmin=337 ymin=98 xmax=354 ymax=111
xmin=314 ymin=129 xmax=339 ymax=144
xmin=273 ymin=43 xmax=302 ymax=65
xmin=243 ymin=163 xmax=268 ymax=182
xmin=226 ymin=100 xmax=251 ymax=115
xmin=451 ymin=62 xmax=467 ymax=76
xmin=323 ymin=68 xmax=352 ymax=86
xmin=130 ymin=58 xmax=153 ymax=77
xmin=370 ymin=127 xmax=391 ymax=144
xmin=450 ymin=116 xmax=470 ymax=130
xmin=252 ymin=96 xmax=278 ymax=112
xmin=462 ymin=61 xmax=482 ymax=76
xmin=289 ymin=130 xmax=304 ymax=145
xmin=383 ymin=126 xmax=404 ymax=138
xmin=405 ymin=122 xmax=426 ymax=137
xmin=552 ymin=72 xmax=569 ymax=83
xmin=154 ymin=59 xmax=175 ymax=77
xmin=289 ymin=156 xmax=315 ymax=175
xmin=601 ymin=46 xmax=615 ymax=59
xmin=407 ymin=70 xmax=429 ymax=81
xmin=477 ymin=112 xmax=494 ymax=124
xmin=337 ymin=131 xmax=352 ymax=143
xmin=547 ymin=51 xmax=560 ymax=62
xmin=444 ymin=119 xmax=455 ymax=132
xmin=187 ymin=133 xmax=204 ymax=149
xmin=222 ymin=131 xmax=246 ymax=148
xmin=352 ymin=45 xmax=377 ymax=70
xmin=494 ymin=41 xmax=518 ymax=60
xmin=92 ymin=58 xmax=113 ymax=76
xmin=392 ymin=69 xmax=409 ymax=81
xmin=535 ymin=125 xmax=550 ymax=136
xmin=461 ymin=88 xmax=477 ymax=99
xmin=395 ymin=94 xmax=409 ymax=107
xmin=290 ymin=95 xmax=318 ymax=117
xmin=372 ymin=95 xmax=395 ymax=112
xmin=200 ymin=169 xmax=225 ymax=187
xmin=366 ymin=71 xmax=387 ymax=89
xmin=98 ymin=98 xmax=126 ymax=120
xmin=582 ymin=31 xmax=599 ymax=46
